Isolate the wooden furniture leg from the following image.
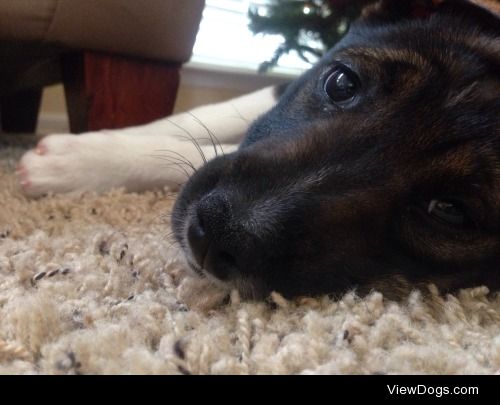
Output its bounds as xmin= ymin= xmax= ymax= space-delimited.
xmin=61 ymin=52 xmax=181 ymax=133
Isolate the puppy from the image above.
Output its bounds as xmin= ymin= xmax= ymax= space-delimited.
xmin=19 ymin=0 xmax=500 ymax=299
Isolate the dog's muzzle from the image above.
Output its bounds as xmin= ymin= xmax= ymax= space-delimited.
xmin=186 ymin=192 xmax=242 ymax=280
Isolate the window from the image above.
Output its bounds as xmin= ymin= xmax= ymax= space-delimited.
xmin=190 ymin=0 xmax=310 ymax=75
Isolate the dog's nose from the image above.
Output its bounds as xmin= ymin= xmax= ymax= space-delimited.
xmin=186 ymin=213 xmax=210 ymax=268
xmin=187 ymin=193 xmax=240 ymax=280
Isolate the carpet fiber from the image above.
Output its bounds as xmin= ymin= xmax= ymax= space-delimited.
xmin=1 ymin=145 xmax=500 ymax=374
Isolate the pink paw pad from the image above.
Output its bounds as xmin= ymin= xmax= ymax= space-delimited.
xmin=20 ymin=179 xmax=31 ymax=189
xmin=35 ymin=142 xmax=48 ymax=155
xmin=16 ymin=165 xmax=30 ymax=188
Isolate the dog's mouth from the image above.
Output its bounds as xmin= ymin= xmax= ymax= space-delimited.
xmin=184 ymin=249 xmax=232 ymax=285
xmin=179 ymin=222 xmax=234 ymax=287
xmin=173 ymin=197 xmax=269 ymax=300
xmin=185 ymin=257 xmax=205 ymax=278
xmin=183 ymin=251 xmax=267 ymax=300
xmin=181 ymin=224 xmax=261 ymax=297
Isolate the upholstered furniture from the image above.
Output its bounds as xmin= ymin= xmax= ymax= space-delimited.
xmin=0 ymin=0 xmax=205 ymax=133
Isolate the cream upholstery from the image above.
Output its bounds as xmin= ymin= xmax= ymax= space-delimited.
xmin=0 ymin=0 xmax=205 ymax=63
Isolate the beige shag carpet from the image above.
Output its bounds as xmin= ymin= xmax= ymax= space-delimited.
xmin=1 ymin=144 xmax=500 ymax=375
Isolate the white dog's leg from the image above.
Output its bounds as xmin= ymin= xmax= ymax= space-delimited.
xmin=18 ymin=86 xmax=279 ymax=197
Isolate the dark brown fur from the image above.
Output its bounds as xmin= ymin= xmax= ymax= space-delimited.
xmin=172 ymin=0 xmax=500 ymax=300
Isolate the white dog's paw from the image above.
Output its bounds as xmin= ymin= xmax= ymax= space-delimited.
xmin=17 ymin=130 xmax=219 ymax=197
xmin=18 ymin=133 xmax=141 ymax=197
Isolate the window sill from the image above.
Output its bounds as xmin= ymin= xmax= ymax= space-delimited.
xmin=182 ymin=60 xmax=301 ymax=92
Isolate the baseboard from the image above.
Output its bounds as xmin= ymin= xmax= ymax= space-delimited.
xmin=181 ymin=62 xmax=296 ymax=92
xmin=37 ymin=113 xmax=70 ymax=135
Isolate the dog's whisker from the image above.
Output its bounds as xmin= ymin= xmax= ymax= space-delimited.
xmin=161 ymin=232 xmax=181 ymax=249
xmin=150 ymin=155 xmax=195 ymax=172
xmin=162 ymin=190 xmax=179 ymax=199
xmin=165 ymin=118 xmax=208 ymax=164
xmin=157 ymin=163 xmax=192 ymax=180
xmin=149 ymin=152 xmax=199 ymax=180
xmin=151 ymin=155 xmax=195 ymax=175
xmin=162 ymin=196 xmax=178 ymax=204
xmin=163 ymin=230 xmax=177 ymax=240
xmin=166 ymin=134 xmax=226 ymax=157
xmin=150 ymin=149 xmax=198 ymax=172
xmin=186 ymin=136 xmax=208 ymax=164
xmin=230 ymin=103 xmax=250 ymax=124
xmin=187 ymin=111 xmax=225 ymax=158
xmin=162 ymin=238 xmax=179 ymax=250
xmin=151 ymin=206 xmax=180 ymax=228
xmin=187 ymin=111 xmax=219 ymax=157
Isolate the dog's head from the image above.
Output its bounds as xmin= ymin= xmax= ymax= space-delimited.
xmin=172 ymin=0 xmax=500 ymax=299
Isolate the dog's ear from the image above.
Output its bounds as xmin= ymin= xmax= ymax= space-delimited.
xmin=361 ymin=0 xmax=499 ymax=31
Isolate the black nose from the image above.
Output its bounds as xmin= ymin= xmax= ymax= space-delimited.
xmin=187 ymin=193 xmax=239 ymax=280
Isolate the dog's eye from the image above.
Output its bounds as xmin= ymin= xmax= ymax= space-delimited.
xmin=427 ymin=199 xmax=468 ymax=227
xmin=324 ymin=67 xmax=359 ymax=103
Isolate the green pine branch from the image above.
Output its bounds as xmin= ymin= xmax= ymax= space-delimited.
xmin=248 ymin=0 xmax=371 ymax=72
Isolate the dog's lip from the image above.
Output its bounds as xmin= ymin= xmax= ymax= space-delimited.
xmin=185 ymin=258 xmax=206 ymax=278
xmin=184 ymin=251 xmax=235 ymax=290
